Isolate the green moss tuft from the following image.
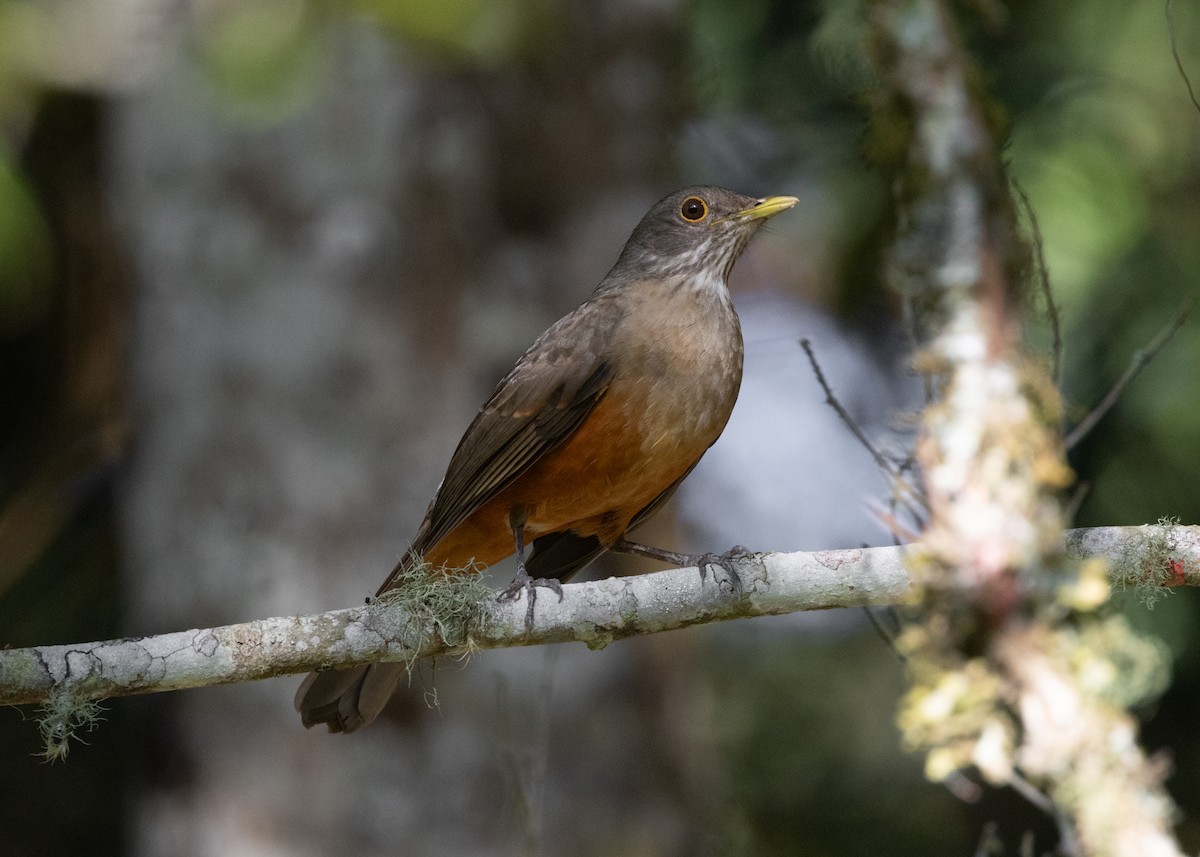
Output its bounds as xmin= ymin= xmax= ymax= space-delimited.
xmin=36 ymin=687 xmax=105 ymax=763
xmin=1113 ymin=517 xmax=1183 ymax=608
xmin=369 ymin=553 xmax=492 ymax=670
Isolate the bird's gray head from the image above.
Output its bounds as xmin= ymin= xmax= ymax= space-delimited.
xmin=611 ymin=186 xmax=798 ymax=283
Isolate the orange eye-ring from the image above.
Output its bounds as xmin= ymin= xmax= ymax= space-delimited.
xmin=679 ymin=196 xmax=708 ymax=222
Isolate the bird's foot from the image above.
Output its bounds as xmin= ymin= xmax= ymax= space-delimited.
xmin=611 ymin=538 xmax=752 ymax=597
xmin=498 ymin=568 xmax=564 ymax=633
xmin=690 ymin=545 xmax=753 ymax=597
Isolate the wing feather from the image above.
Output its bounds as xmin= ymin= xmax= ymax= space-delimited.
xmin=377 ymin=293 xmax=623 ymax=591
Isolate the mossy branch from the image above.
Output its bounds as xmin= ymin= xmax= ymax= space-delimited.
xmin=1 ymin=524 xmax=1195 ymax=711
xmin=870 ymin=0 xmax=1188 ymax=853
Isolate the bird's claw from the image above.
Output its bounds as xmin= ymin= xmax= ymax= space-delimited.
xmin=693 ymin=545 xmax=753 ymax=597
xmin=498 ymin=570 xmax=564 ymax=632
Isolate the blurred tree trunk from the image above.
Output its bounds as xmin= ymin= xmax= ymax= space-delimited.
xmin=870 ymin=1 xmax=1182 ymax=854
xmin=108 ymin=8 xmax=725 ymax=856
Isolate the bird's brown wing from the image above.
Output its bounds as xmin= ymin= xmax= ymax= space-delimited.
xmin=376 ymin=295 xmax=622 ymax=593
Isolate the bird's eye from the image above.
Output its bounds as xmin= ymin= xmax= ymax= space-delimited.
xmin=679 ymin=196 xmax=708 ymax=222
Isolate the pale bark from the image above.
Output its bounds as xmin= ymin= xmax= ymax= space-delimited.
xmin=2 ymin=525 xmax=1194 ymax=707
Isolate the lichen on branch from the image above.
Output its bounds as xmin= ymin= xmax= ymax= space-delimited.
xmin=869 ymin=0 xmax=1183 ymax=854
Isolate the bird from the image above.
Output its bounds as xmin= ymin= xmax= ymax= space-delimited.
xmin=295 ymin=186 xmax=798 ymax=732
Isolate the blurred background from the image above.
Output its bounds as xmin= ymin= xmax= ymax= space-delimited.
xmin=0 ymin=1 xmax=1197 ymax=855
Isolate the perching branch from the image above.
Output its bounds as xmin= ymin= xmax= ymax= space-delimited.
xmin=0 ymin=545 xmax=908 ymax=708
xmin=1 ymin=525 xmax=1196 ymax=708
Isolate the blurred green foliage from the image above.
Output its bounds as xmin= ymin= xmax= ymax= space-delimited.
xmin=199 ymin=1 xmax=332 ymax=124
xmin=709 ymin=631 xmax=981 ymax=856
xmin=360 ymin=0 xmax=538 ymax=63
xmin=1004 ymin=2 xmax=1196 ymax=304
xmin=687 ymin=0 xmax=871 ymax=120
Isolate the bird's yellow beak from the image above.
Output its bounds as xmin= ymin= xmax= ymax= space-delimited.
xmin=715 ymin=195 xmax=799 ymax=225
xmin=735 ymin=195 xmax=799 ymax=221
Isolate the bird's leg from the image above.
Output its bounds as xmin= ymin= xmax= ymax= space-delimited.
xmin=611 ymin=538 xmax=751 ymax=597
xmin=608 ymin=540 xmax=692 ymax=567
xmin=497 ymin=509 xmax=563 ymax=632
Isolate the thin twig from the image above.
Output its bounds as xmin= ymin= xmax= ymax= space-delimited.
xmin=1064 ymin=300 xmax=1193 ymax=450
xmin=942 ymin=771 xmax=984 ymax=803
xmin=871 ymin=504 xmax=923 ymax=544
xmin=972 ymin=822 xmax=1002 ymax=857
xmin=1064 ymin=481 xmax=1091 ymax=524
xmin=862 ymin=605 xmax=906 ymax=664
xmin=1166 ymin=0 xmax=1200 ymax=114
xmin=1013 ymin=179 xmax=1062 ymax=386
xmin=800 ymin=338 xmax=894 ymax=474
xmin=1010 ymin=771 xmax=1083 ymax=857
xmin=896 ymin=455 xmax=926 ymax=527
xmin=799 ymin=338 xmax=927 ymax=522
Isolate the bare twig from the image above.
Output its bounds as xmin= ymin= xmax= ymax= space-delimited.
xmin=972 ymin=822 xmax=1001 ymax=857
xmin=800 ymin=338 xmax=895 ymax=475
xmin=1013 ymin=180 xmax=1062 ymax=386
xmin=1064 ymin=300 xmax=1193 ymax=450
xmin=1010 ymin=771 xmax=1082 ymax=857
xmin=1064 ymin=481 xmax=1091 ymax=524
xmin=1166 ymin=0 xmax=1200 ymax=114
xmin=863 ymin=605 xmax=906 ymax=664
xmin=800 ymin=337 xmax=926 ymax=521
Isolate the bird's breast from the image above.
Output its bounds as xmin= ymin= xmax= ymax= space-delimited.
xmin=607 ymin=275 xmax=744 ymax=457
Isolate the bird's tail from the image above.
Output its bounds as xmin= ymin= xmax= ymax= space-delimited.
xmin=294 ymin=661 xmax=407 ymax=733
xmin=296 ymin=546 xmax=430 ymax=732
